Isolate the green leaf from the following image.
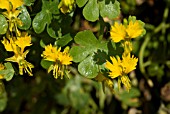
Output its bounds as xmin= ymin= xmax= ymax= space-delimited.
xmin=83 ymin=0 xmax=99 ymax=22
xmin=0 ymin=14 xmax=8 ymax=35
xmin=76 ymin=0 xmax=88 ymax=7
xmin=32 ymin=10 xmax=52 ymax=33
xmin=47 ymin=19 xmax=60 ymax=38
xmin=18 ymin=6 xmax=31 ymax=30
xmin=57 ymin=33 xmax=73 ymax=47
xmin=42 ymin=0 xmax=60 ymax=15
xmin=99 ymin=0 xmax=120 ymax=19
xmin=40 ymin=59 xmax=53 ymax=70
xmin=78 ymin=55 xmax=99 ymax=78
xmin=4 ymin=62 xmax=14 ymax=81
xmin=70 ymin=46 xmax=90 ymax=62
xmin=0 ymin=63 xmax=15 ymax=81
xmin=32 ymin=0 xmax=59 ymax=34
xmin=40 ymin=39 xmax=46 ymax=48
xmin=70 ymin=30 xmax=108 ymax=78
xmin=70 ymin=30 xmax=107 ymax=62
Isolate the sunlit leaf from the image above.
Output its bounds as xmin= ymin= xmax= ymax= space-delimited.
xmin=83 ymin=0 xmax=99 ymax=22
xmin=76 ymin=0 xmax=88 ymax=7
xmin=0 ymin=14 xmax=8 ymax=35
xmin=99 ymin=0 xmax=120 ymax=19
xmin=78 ymin=55 xmax=99 ymax=78
xmin=18 ymin=6 xmax=31 ymax=30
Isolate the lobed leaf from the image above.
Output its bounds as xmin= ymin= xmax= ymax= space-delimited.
xmin=70 ymin=30 xmax=108 ymax=78
xmin=99 ymin=0 xmax=120 ymax=19
xmin=0 ymin=14 xmax=8 ymax=35
xmin=83 ymin=0 xmax=99 ymax=22
xmin=32 ymin=0 xmax=59 ymax=34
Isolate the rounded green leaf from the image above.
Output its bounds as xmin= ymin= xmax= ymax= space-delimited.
xmin=76 ymin=0 xmax=88 ymax=7
xmin=70 ymin=30 xmax=108 ymax=62
xmin=47 ymin=19 xmax=60 ymax=38
xmin=78 ymin=55 xmax=99 ymax=78
xmin=70 ymin=30 xmax=99 ymax=62
xmin=0 ymin=63 xmax=15 ymax=81
xmin=18 ymin=6 xmax=31 ymax=30
xmin=83 ymin=0 xmax=99 ymax=22
xmin=40 ymin=59 xmax=53 ymax=70
xmin=32 ymin=10 xmax=51 ymax=34
xmin=57 ymin=33 xmax=73 ymax=47
xmin=99 ymin=0 xmax=120 ymax=19
xmin=74 ymin=30 xmax=98 ymax=46
xmin=0 ymin=14 xmax=8 ymax=35
xmin=70 ymin=46 xmax=90 ymax=62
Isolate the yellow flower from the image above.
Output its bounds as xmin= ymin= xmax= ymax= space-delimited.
xmin=0 ymin=0 xmax=9 ymax=11
xmin=110 ymin=22 xmax=126 ymax=43
xmin=1 ymin=33 xmax=34 ymax=76
xmin=48 ymin=63 xmax=65 ymax=79
xmin=126 ymin=21 xmax=144 ymax=38
xmin=15 ymin=34 xmax=32 ymax=52
xmin=105 ymin=53 xmax=138 ymax=91
xmin=105 ymin=56 xmax=122 ymax=78
xmin=0 ymin=63 xmax=5 ymax=79
xmin=106 ymin=54 xmax=138 ymax=78
xmin=42 ymin=45 xmax=73 ymax=79
xmin=0 ymin=0 xmax=23 ymax=12
xmin=122 ymin=53 xmax=138 ymax=73
xmin=58 ymin=47 xmax=72 ymax=65
xmin=10 ymin=0 xmax=23 ymax=12
xmin=58 ymin=0 xmax=75 ymax=14
xmin=110 ymin=19 xmax=145 ymax=43
xmin=5 ymin=49 xmax=34 ymax=76
xmin=42 ymin=44 xmax=59 ymax=62
xmin=0 ymin=0 xmax=23 ymax=33
xmin=1 ymin=38 xmax=17 ymax=53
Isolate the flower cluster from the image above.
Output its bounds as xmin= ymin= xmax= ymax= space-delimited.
xmin=0 ymin=0 xmax=23 ymax=34
xmin=42 ymin=44 xmax=73 ymax=79
xmin=105 ymin=16 xmax=145 ymax=91
xmin=1 ymin=33 xmax=34 ymax=76
xmin=58 ymin=0 xmax=75 ymax=14
xmin=0 ymin=0 xmax=34 ymax=77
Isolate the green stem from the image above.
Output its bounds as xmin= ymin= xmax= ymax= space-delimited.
xmin=162 ymin=6 xmax=169 ymax=35
xmin=143 ymin=60 xmax=151 ymax=67
xmin=139 ymin=33 xmax=151 ymax=75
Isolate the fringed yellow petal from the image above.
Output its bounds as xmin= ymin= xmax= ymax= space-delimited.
xmin=42 ymin=45 xmax=72 ymax=79
xmin=9 ymin=0 xmax=23 ymax=11
xmin=15 ymin=34 xmax=32 ymax=52
xmin=110 ymin=22 xmax=126 ymax=43
xmin=122 ymin=53 xmax=138 ymax=74
xmin=42 ymin=44 xmax=58 ymax=62
xmin=126 ymin=21 xmax=144 ymax=38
